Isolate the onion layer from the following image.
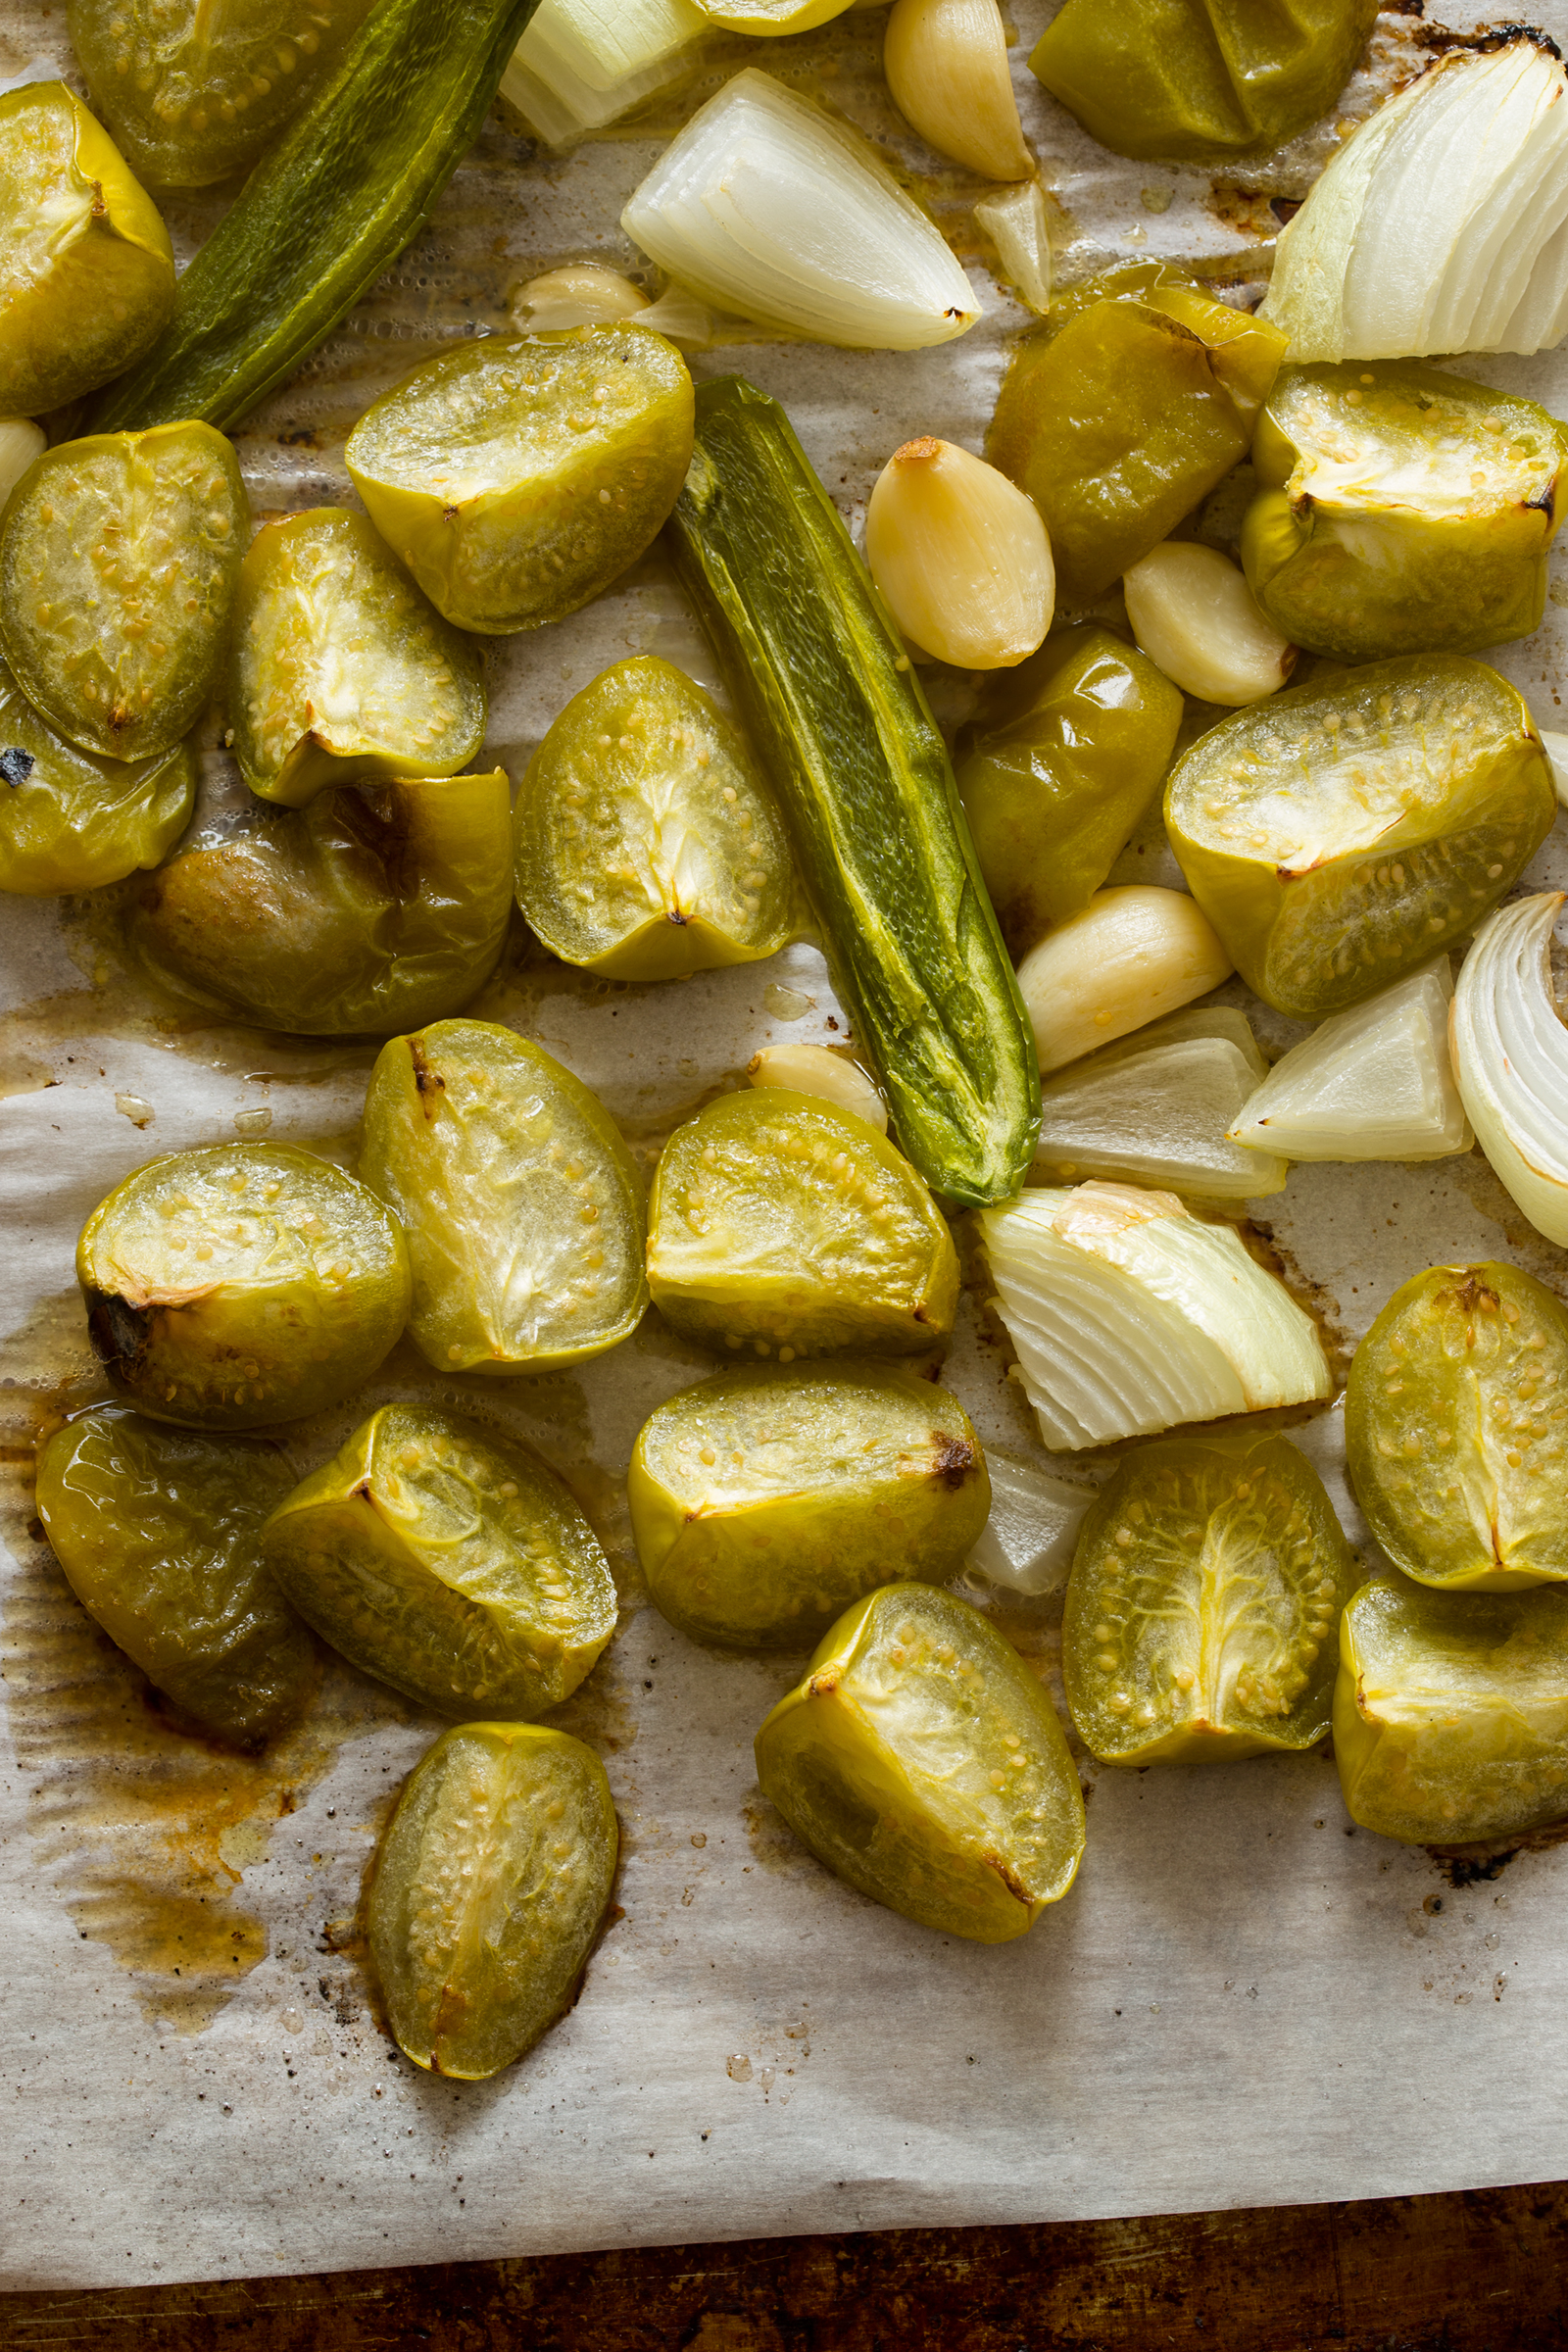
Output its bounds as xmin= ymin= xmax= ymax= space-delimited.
xmin=504 ymin=0 xmax=710 ymax=145
xmin=1035 ymin=1007 xmax=1287 ymax=1199
xmin=1450 ymin=893 xmax=1568 ymax=1245
xmin=1227 ymin=960 xmax=1470 ymax=1164
xmin=967 ymin=1449 xmax=1093 ymax=1595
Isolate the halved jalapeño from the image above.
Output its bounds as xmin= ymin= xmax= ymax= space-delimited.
xmin=0 ymin=655 xmax=194 ymax=895
xmin=1063 ymin=1431 xmax=1355 ymax=1764
xmin=0 ymin=423 xmax=247 ymax=764
xmin=755 ymin=1582 xmax=1085 ymax=1941
xmin=229 ymin=508 xmax=485 ymax=808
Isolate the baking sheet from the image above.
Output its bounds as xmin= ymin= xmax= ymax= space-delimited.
xmin=6 ymin=0 xmax=1568 ymax=2293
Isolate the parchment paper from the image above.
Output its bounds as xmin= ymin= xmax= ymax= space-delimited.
xmin=6 ymin=0 xmax=1568 ymax=2293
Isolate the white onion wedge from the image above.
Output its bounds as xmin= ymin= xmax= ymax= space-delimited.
xmin=1226 ymin=961 xmax=1470 ymax=1164
xmin=621 ymin=70 xmax=981 ymax=351
xmin=966 ymin=1449 xmax=1092 ymax=1596
xmin=979 ymin=1182 xmax=1331 ymax=1452
xmin=503 ymin=0 xmax=710 ymax=145
xmin=1261 ymin=37 xmax=1568 ymax=361
xmin=1035 ymin=1008 xmax=1287 ymax=1198
xmin=1450 ymin=893 xmax=1568 ymax=1245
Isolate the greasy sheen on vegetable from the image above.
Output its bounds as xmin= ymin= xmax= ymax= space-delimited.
xmin=1064 ymin=1432 xmax=1355 ymax=1766
xmin=129 ymin=773 xmax=513 ymax=1037
xmin=755 ymin=1582 xmax=1085 ymax=1940
xmin=34 ymin=1406 xmax=314 ymax=1748
xmin=85 ymin=0 xmax=545 ymax=431
xmin=229 ymin=510 xmax=486 ymax=808
xmin=1336 ymin=1575 xmax=1568 ymax=1845
xmin=666 ymin=376 xmax=1040 ymax=1205
xmin=647 ymin=1088 xmax=959 ymax=1359
xmin=360 ymin=1019 xmax=648 ymax=1375
xmin=261 ymin=1404 xmax=617 ymax=1719
xmin=956 ymin=625 xmax=1183 ymax=953
xmin=1346 ymin=1261 xmax=1568 ymax=1592
xmin=346 ymin=327 xmax=694 ymax=635
xmin=70 ymin=0 xmax=376 ymax=190
xmin=514 ymin=656 xmax=794 ymax=979
xmin=1244 ymin=363 xmax=1568 ymax=662
xmin=0 ymin=82 xmax=173 ymax=416
xmin=77 ymin=1143 xmax=411 ymax=1430
xmin=1164 ymin=655 xmax=1555 ymax=1018
xmin=988 ymin=266 xmax=1286 ymax=601
xmin=368 ymin=1720 xmax=617 ymax=2079
xmin=0 ymin=424 xmax=247 ymax=765
xmin=629 ymin=1360 xmax=990 ymax=1648
xmin=1031 ymin=0 xmax=1378 ymax=163
xmin=0 ymin=657 xmax=194 ymax=898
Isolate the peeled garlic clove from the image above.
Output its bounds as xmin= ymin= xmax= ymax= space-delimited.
xmin=0 ymin=417 xmax=43 ymax=510
xmin=865 ymin=437 xmax=1054 ymax=670
xmin=1015 ymin=886 xmax=1233 ymax=1074
xmin=748 ymin=1043 xmax=889 ymax=1132
xmin=1123 ymin=541 xmax=1296 ymax=706
xmin=512 ymin=263 xmax=651 ymax=331
xmin=885 ymin=0 xmax=1032 ymax=180
xmin=974 ymin=180 xmax=1052 ymax=314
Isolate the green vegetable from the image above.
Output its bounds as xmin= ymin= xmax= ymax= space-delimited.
xmin=34 ymin=1406 xmax=314 ymax=1748
xmin=1346 ymin=1261 xmax=1568 ymax=1592
xmin=368 ymin=1720 xmax=617 ymax=2078
xmin=0 ymin=82 xmax=173 ymax=416
xmin=261 ymin=1403 xmax=618 ymax=1718
xmin=0 ymin=657 xmax=194 ymax=897
xmin=1336 ymin=1575 xmax=1568 ymax=1845
xmin=345 ymin=326 xmax=695 ymax=634
xmin=665 ymin=375 xmax=1038 ymax=1207
xmin=988 ymin=266 xmax=1286 ymax=603
xmin=956 ymin=624 xmax=1184 ymax=954
xmin=1031 ymin=0 xmax=1379 ymax=164
xmin=1164 ymin=654 xmax=1555 ymax=1017
xmin=1063 ymin=1431 xmax=1355 ymax=1765
xmin=130 ymin=772 xmax=512 ymax=1035
xmin=628 ymin=1361 xmax=990 ymax=1648
xmin=1243 ymin=361 xmax=1568 ymax=663
xmin=84 ymin=0 xmax=545 ymax=433
xmin=755 ymin=1582 xmax=1085 ymax=1941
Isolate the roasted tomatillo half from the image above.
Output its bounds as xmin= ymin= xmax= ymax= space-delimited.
xmin=129 ymin=771 xmax=512 ymax=1035
xmin=0 ymin=655 xmax=194 ymax=896
xmin=35 ymin=1406 xmax=314 ymax=1746
xmin=360 ymin=1018 xmax=648 ymax=1376
xmin=756 ymin=1582 xmax=1084 ymax=1941
xmin=76 ymin=1142 xmax=411 ymax=1429
xmin=514 ymin=656 xmax=795 ymax=980
xmin=647 ymin=1088 xmax=958 ymax=1359
xmin=956 ymin=625 xmax=1184 ymax=955
xmin=0 ymin=81 xmax=173 ymax=416
xmin=229 ymin=508 xmax=486 ymax=808
xmin=1164 ymin=654 xmax=1554 ymax=1017
xmin=988 ymin=265 xmax=1286 ymax=601
xmin=368 ymin=1720 xmax=617 ymax=2079
xmin=345 ymin=325 xmax=695 ymax=634
xmin=0 ymin=423 xmax=247 ymax=764
xmin=261 ymin=1403 xmax=617 ymax=1718
xmin=1346 ymin=1261 xmax=1568 ymax=1591
xmin=1336 ymin=1574 xmax=1568 ymax=1845
xmin=629 ymin=1361 xmax=990 ymax=1649
xmin=70 ymin=0 xmax=375 ymax=190
xmin=1064 ymin=1431 xmax=1354 ymax=1766
xmin=1031 ymin=0 xmax=1378 ymax=163
xmin=1243 ymin=362 xmax=1568 ymax=663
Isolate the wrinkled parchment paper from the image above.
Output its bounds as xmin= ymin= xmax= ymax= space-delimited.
xmin=7 ymin=0 xmax=1568 ymax=2292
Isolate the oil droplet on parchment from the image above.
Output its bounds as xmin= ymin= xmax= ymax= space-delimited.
xmin=726 ymin=2052 xmax=753 ymax=2082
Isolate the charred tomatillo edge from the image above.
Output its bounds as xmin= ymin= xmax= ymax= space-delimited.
xmin=368 ymin=1721 xmax=618 ymax=2079
xmin=754 ymin=1581 xmax=1084 ymax=1942
xmin=84 ymin=0 xmax=546 ymax=432
xmin=664 ymin=376 xmax=1040 ymax=1207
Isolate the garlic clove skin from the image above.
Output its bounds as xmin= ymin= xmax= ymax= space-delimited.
xmin=748 ymin=1043 xmax=889 ymax=1132
xmin=973 ymin=179 xmax=1052 ymax=314
xmin=1014 ymin=886 xmax=1234 ymax=1073
xmin=0 ymin=417 xmax=44 ymax=510
xmin=512 ymin=263 xmax=651 ymax=331
xmin=885 ymin=0 xmax=1032 ymax=181
xmin=865 ymin=437 xmax=1054 ymax=670
xmin=1123 ymin=541 xmax=1296 ymax=706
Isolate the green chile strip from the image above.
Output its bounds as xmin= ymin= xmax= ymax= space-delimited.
xmin=85 ymin=0 xmax=543 ymax=432
xmin=665 ymin=377 xmax=1041 ymax=1207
